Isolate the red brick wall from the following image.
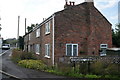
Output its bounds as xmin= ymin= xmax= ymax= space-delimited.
xmin=54 ymin=2 xmax=112 ymax=63
xmin=40 ymin=19 xmax=54 ymax=65
xmin=86 ymin=2 xmax=112 ymax=55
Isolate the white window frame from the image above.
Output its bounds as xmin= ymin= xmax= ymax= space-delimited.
xmin=45 ymin=44 xmax=50 ymax=58
xmin=100 ymin=44 xmax=108 ymax=49
xmin=66 ymin=44 xmax=78 ymax=56
xmin=45 ymin=21 xmax=50 ymax=34
xmin=35 ymin=44 xmax=40 ymax=55
xmin=36 ymin=28 xmax=40 ymax=38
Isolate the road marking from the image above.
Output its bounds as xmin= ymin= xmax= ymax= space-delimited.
xmin=0 ymin=70 xmax=24 ymax=80
xmin=0 ymin=50 xmax=10 ymax=56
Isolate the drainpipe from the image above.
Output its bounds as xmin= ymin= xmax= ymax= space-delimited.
xmin=52 ymin=14 xmax=55 ymax=66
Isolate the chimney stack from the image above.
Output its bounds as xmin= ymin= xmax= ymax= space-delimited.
xmin=64 ymin=0 xmax=75 ymax=9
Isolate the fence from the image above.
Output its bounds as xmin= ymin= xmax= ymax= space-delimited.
xmin=56 ymin=56 xmax=120 ymax=75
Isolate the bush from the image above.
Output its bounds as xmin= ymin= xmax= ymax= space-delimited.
xmin=20 ymin=52 xmax=37 ymax=60
xmin=91 ymin=61 xmax=107 ymax=75
xmin=105 ymin=64 xmax=120 ymax=75
xmin=85 ymin=74 xmax=101 ymax=78
xmin=11 ymin=49 xmax=37 ymax=63
xmin=18 ymin=60 xmax=47 ymax=70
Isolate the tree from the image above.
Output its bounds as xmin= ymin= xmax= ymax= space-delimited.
xmin=112 ymin=29 xmax=117 ymax=47
xmin=27 ymin=24 xmax=36 ymax=32
xmin=112 ymin=24 xmax=120 ymax=47
xmin=18 ymin=36 xmax=24 ymax=50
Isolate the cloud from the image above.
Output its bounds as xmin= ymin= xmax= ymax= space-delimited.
xmin=110 ymin=15 xmax=118 ymax=20
xmin=95 ymin=0 xmax=118 ymax=10
xmin=0 ymin=0 xmax=118 ymax=39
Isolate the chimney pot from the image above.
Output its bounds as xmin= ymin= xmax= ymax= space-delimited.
xmin=72 ymin=2 xmax=75 ymax=5
xmin=69 ymin=1 xmax=72 ymax=5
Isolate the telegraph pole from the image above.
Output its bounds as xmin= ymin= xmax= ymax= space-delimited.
xmin=25 ymin=18 xmax=27 ymax=35
xmin=17 ymin=16 xmax=20 ymax=48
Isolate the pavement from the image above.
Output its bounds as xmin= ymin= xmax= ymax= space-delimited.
xmin=1 ymin=49 xmax=66 ymax=79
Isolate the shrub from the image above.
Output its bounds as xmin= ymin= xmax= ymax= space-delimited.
xmin=105 ymin=64 xmax=120 ymax=75
xmin=11 ymin=49 xmax=37 ymax=63
xmin=18 ymin=60 xmax=47 ymax=70
xmin=85 ymin=74 xmax=101 ymax=78
xmin=20 ymin=52 xmax=37 ymax=60
xmin=11 ymin=49 xmax=23 ymax=63
xmin=91 ymin=61 xmax=106 ymax=75
xmin=79 ymin=63 xmax=88 ymax=74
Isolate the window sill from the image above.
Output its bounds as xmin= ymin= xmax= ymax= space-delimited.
xmin=44 ymin=55 xmax=50 ymax=59
xmin=36 ymin=36 xmax=40 ymax=38
xmin=45 ymin=32 xmax=50 ymax=35
xmin=36 ymin=52 xmax=40 ymax=55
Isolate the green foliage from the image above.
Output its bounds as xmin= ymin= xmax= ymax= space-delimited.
xmin=20 ymin=52 xmax=37 ymax=60
xmin=91 ymin=61 xmax=120 ymax=77
xmin=85 ymin=74 xmax=101 ymax=78
xmin=112 ymin=24 xmax=120 ymax=47
xmin=18 ymin=60 xmax=47 ymax=70
xmin=79 ymin=63 xmax=88 ymax=74
xmin=27 ymin=24 xmax=36 ymax=32
xmin=18 ymin=36 xmax=24 ymax=50
xmin=91 ymin=61 xmax=106 ymax=75
xmin=11 ymin=49 xmax=37 ymax=63
xmin=105 ymin=64 xmax=120 ymax=75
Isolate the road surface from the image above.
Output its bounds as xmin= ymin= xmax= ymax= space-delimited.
xmin=1 ymin=49 xmax=66 ymax=79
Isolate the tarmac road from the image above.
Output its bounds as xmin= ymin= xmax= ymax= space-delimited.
xmin=1 ymin=49 xmax=66 ymax=79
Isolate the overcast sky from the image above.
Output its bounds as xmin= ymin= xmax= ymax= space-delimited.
xmin=0 ymin=0 xmax=119 ymax=39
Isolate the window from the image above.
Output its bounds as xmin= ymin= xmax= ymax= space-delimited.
xmin=35 ymin=44 xmax=40 ymax=55
xmin=28 ymin=45 xmax=31 ymax=52
xmin=29 ymin=34 xmax=31 ymax=40
xmin=45 ymin=44 xmax=50 ymax=58
xmin=100 ymin=44 xmax=108 ymax=49
xmin=36 ymin=29 xmax=40 ymax=37
xmin=45 ymin=21 xmax=50 ymax=34
xmin=66 ymin=44 xmax=78 ymax=56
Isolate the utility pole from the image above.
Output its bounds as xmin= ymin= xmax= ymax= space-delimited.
xmin=17 ymin=16 xmax=20 ymax=48
xmin=25 ymin=18 xmax=27 ymax=35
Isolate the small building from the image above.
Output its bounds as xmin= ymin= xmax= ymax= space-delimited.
xmin=106 ymin=48 xmax=120 ymax=56
xmin=24 ymin=0 xmax=112 ymax=65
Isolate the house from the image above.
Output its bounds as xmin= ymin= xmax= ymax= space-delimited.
xmin=24 ymin=0 xmax=112 ymax=65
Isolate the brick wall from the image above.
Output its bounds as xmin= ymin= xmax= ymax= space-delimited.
xmin=54 ymin=2 xmax=112 ymax=63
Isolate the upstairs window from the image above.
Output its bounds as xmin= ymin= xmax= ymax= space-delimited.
xmin=36 ymin=28 xmax=40 ymax=37
xmin=66 ymin=44 xmax=78 ymax=56
xmin=45 ymin=21 xmax=50 ymax=34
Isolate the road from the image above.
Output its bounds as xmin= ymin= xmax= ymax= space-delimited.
xmin=1 ymin=49 xmax=66 ymax=79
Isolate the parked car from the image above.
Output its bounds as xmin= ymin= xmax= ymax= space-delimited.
xmin=2 ymin=44 xmax=10 ymax=50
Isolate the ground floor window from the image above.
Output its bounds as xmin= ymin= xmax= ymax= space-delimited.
xmin=45 ymin=44 xmax=50 ymax=58
xmin=100 ymin=44 xmax=108 ymax=56
xmin=100 ymin=44 xmax=108 ymax=49
xmin=35 ymin=44 xmax=40 ymax=55
xmin=66 ymin=44 xmax=78 ymax=56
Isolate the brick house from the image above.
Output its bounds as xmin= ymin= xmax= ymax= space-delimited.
xmin=24 ymin=0 xmax=112 ymax=65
